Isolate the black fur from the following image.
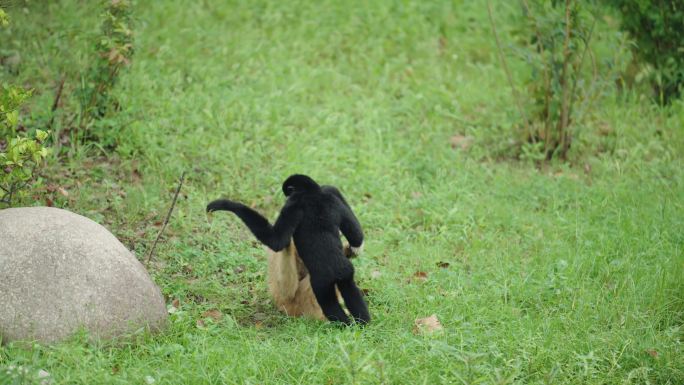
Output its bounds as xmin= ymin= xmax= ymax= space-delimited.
xmin=207 ymin=174 xmax=369 ymax=325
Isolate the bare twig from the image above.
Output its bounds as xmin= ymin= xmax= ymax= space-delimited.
xmin=145 ymin=171 xmax=186 ymax=266
xmin=51 ymin=77 xmax=65 ymax=113
xmin=486 ymin=0 xmax=531 ymax=137
xmin=47 ymin=77 xmax=65 ymax=131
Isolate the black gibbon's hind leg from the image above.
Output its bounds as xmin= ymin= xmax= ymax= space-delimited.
xmin=336 ymin=277 xmax=371 ymax=325
xmin=311 ymin=283 xmax=351 ymax=324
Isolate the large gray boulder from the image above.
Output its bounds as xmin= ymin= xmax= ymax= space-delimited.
xmin=0 ymin=207 xmax=167 ymax=344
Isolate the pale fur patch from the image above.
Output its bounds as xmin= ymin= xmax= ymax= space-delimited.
xmin=350 ymin=242 xmax=364 ymax=256
xmin=266 ymin=241 xmax=342 ymax=320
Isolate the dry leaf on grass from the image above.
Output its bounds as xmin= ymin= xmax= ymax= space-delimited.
xmin=646 ymin=349 xmax=658 ymax=358
xmin=196 ymin=319 xmax=206 ymax=328
xmin=168 ymin=298 xmax=181 ymax=314
xmin=436 ymin=261 xmax=450 ymax=268
xmin=413 ymin=314 xmax=443 ymax=334
xmin=411 ymin=271 xmax=428 ymax=282
xmin=202 ymin=309 xmax=223 ymax=322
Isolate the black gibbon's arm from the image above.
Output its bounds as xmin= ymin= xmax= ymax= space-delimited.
xmin=207 ymin=199 xmax=302 ymax=252
xmin=321 ymin=186 xmax=364 ymax=249
xmin=322 ymin=185 xmax=351 ymax=208
xmin=339 ymin=204 xmax=364 ymax=249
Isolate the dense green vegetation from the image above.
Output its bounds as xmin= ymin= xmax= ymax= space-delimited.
xmin=1 ymin=1 xmax=682 ymax=384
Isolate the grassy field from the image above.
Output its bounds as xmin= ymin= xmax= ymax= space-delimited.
xmin=1 ymin=1 xmax=683 ymax=384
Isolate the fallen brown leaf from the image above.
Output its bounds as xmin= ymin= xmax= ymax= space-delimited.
xmin=412 ymin=271 xmax=428 ymax=282
xmin=57 ymin=187 xmax=69 ymax=197
xmin=202 ymin=309 xmax=223 ymax=322
xmin=436 ymin=262 xmax=450 ymax=269
xmin=132 ymin=169 xmax=143 ymax=182
xmin=254 ymin=320 xmax=263 ymax=329
xmin=646 ymin=349 xmax=658 ymax=358
xmin=196 ymin=319 xmax=206 ymax=328
xmin=171 ymin=298 xmax=180 ymax=308
xmin=413 ymin=314 xmax=443 ymax=334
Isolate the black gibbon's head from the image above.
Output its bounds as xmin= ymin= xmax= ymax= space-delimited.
xmin=282 ymin=174 xmax=320 ymax=196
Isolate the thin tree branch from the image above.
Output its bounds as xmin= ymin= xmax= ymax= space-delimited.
xmin=47 ymin=77 xmax=66 ymax=131
xmin=145 ymin=171 xmax=186 ymax=267
xmin=558 ymin=0 xmax=573 ymax=158
xmin=521 ymin=0 xmax=551 ymax=150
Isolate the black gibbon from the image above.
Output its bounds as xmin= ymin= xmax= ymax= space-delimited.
xmin=207 ymin=174 xmax=369 ymax=325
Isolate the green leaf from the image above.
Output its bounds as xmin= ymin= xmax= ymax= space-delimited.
xmin=0 ymin=9 xmax=9 ymax=27
xmin=36 ymin=129 xmax=49 ymax=142
xmin=6 ymin=110 xmax=18 ymax=128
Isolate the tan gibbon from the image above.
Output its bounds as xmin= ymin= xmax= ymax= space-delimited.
xmin=266 ymin=242 xmax=359 ymax=320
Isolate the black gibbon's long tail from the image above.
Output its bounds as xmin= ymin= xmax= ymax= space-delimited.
xmin=206 ymin=199 xmax=300 ymax=252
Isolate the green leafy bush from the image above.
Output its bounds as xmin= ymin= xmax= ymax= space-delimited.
xmin=489 ymin=0 xmax=625 ymax=161
xmin=0 ymin=130 xmax=49 ymax=206
xmin=0 ymin=8 xmax=8 ymax=27
xmin=0 ymin=85 xmax=31 ymax=133
xmin=0 ymin=12 xmax=49 ymax=207
xmin=78 ymin=0 xmax=134 ymax=132
xmin=609 ymin=0 xmax=684 ymax=103
xmin=0 ymin=87 xmax=49 ymax=206
xmin=520 ymin=0 xmax=598 ymax=160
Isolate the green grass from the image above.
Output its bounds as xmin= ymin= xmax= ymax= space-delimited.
xmin=1 ymin=1 xmax=683 ymax=384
